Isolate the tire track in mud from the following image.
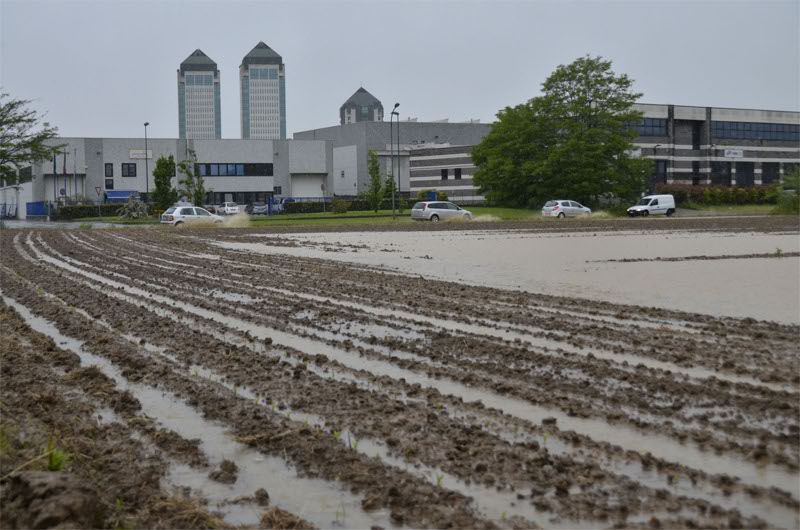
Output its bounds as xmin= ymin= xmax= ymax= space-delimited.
xmin=48 ymin=230 xmax=800 ymax=467
xmin=15 ymin=231 xmax=800 ymax=496
xmin=3 ymin=225 xmax=796 ymax=524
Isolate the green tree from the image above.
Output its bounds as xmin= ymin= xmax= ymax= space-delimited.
xmin=176 ymin=149 xmax=211 ymax=206
xmin=774 ymin=166 xmax=800 ymax=214
xmin=366 ymin=149 xmax=383 ymax=212
xmin=0 ymin=92 xmax=64 ymax=185
xmin=150 ymin=154 xmax=178 ymax=210
xmin=472 ymin=55 xmax=652 ymax=208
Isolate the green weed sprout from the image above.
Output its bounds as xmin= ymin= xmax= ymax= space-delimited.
xmin=333 ymin=431 xmax=341 ymax=441
xmin=46 ymin=438 xmax=70 ymax=472
xmin=436 ymin=474 xmax=444 ymax=487
xmin=352 ymin=439 xmax=359 ymax=451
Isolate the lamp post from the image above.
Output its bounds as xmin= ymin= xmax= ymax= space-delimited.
xmin=144 ymin=122 xmax=150 ymax=201
xmin=389 ymin=111 xmax=394 ymax=218
xmin=390 ymin=103 xmax=399 ymax=220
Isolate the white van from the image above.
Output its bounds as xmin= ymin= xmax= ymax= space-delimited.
xmin=627 ymin=194 xmax=676 ymax=217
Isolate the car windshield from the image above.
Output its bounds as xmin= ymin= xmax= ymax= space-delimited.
xmin=637 ymin=198 xmax=652 ymax=206
xmin=253 ymin=203 xmax=265 ymax=207
xmin=164 ymin=208 xmax=176 ymax=214
xmin=544 ymin=201 xmax=557 ymax=207
xmin=412 ymin=202 xmax=425 ymax=209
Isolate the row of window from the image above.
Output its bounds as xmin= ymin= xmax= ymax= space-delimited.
xmin=249 ymin=68 xmax=279 ymax=80
xmin=197 ymin=163 xmax=273 ymax=177
xmin=185 ymin=74 xmax=214 ymax=86
xmin=711 ymin=121 xmax=799 ymax=141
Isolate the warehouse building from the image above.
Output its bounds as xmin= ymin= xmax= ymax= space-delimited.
xmin=21 ymin=137 xmax=331 ymax=211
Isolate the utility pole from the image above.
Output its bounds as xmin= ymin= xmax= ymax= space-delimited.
xmin=390 ymin=103 xmax=400 ymax=220
xmin=144 ymin=122 xmax=150 ymax=201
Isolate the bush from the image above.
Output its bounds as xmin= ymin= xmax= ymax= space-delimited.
xmin=653 ymin=184 xmax=778 ymax=206
xmin=55 ymin=203 xmax=123 ymax=220
xmin=331 ymin=197 xmax=350 ymax=214
xmin=774 ymin=168 xmax=800 ymax=214
xmin=283 ymin=198 xmax=415 ymax=215
xmin=118 ymin=196 xmax=150 ymax=220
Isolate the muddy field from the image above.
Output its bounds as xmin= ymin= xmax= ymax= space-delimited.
xmin=0 ymin=219 xmax=798 ymax=529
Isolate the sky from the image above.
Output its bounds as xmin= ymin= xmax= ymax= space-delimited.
xmin=1 ymin=0 xmax=798 ymax=139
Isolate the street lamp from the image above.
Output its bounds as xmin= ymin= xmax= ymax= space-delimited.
xmin=144 ymin=122 xmax=150 ymax=200
xmin=390 ymin=103 xmax=399 ymax=220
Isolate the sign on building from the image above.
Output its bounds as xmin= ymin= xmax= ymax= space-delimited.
xmin=724 ymin=149 xmax=744 ymax=158
xmin=129 ymin=149 xmax=153 ymax=160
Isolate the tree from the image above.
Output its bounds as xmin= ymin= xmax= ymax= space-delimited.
xmin=0 ymin=92 xmax=64 ymax=185
xmin=150 ymin=154 xmax=178 ymax=210
xmin=472 ymin=56 xmax=653 ymax=208
xmin=176 ymin=149 xmax=211 ymax=206
xmin=365 ymin=149 xmax=383 ymax=212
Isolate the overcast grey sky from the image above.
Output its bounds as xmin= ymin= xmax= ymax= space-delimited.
xmin=2 ymin=0 xmax=798 ymax=139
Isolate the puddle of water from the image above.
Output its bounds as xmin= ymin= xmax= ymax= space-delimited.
xmin=1 ymin=293 xmax=395 ymax=530
xmin=214 ymin=230 xmax=800 ymax=324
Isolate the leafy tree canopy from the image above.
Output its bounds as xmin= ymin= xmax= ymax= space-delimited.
xmin=0 ymin=92 xmax=64 ymax=184
xmin=177 ymin=150 xmax=211 ymax=207
xmin=151 ymin=154 xmax=178 ymax=210
xmin=472 ymin=56 xmax=652 ymax=208
xmin=365 ymin=149 xmax=383 ymax=212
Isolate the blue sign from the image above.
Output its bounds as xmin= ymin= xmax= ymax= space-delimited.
xmin=59 ymin=188 xmax=66 ymax=196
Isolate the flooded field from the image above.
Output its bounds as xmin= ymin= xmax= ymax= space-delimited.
xmin=1 ymin=217 xmax=798 ymax=529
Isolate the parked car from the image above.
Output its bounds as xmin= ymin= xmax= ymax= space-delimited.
xmin=160 ymin=206 xmax=223 ymax=226
xmin=247 ymin=202 xmax=269 ymax=215
xmin=204 ymin=205 xmax=217 ymax=214
xmin=627 ymin=194 xmax=676 ymax=217
xmin=220 ymin=202 xmax=240 ymax=215
xmin=411 ymin=201 xmax=472 ymax=222
xmin=541 ymin=200 xmax=592 ymax=218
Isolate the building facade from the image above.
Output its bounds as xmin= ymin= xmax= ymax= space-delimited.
xmin=294 ymin=121 xmax=491 ymax=196
xmin=24 ymin=137 xmax=331 ymax=209
xmin=340 ymin=88 xmax=383 ymax=125
xmin=404 ymin=105 xmax=800 ymax=204
xmin=177 ymin=49 xmax=222 ymax=139
xmin=240 ymin=42 xmax=286 ymax=140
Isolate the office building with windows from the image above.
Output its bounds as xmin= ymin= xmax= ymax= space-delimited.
xmin=20 ymin=137 xmax=331 ymax=213
xmin=340 ymin=87 xmax=384 ymax=125
xmin=240 ymin=42 xmax=286 ymax=140
xmin=177 ymin=49 xmax=222 ymax=139
xmin=393 ymin=104 xmax=800 ymax=203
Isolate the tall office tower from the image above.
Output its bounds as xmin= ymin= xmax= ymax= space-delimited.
xmin=177 ymin=49 xmax=221 ymax=139
xmin=340 ymin=87 xmax=383 ymax=125
xmin=240 ymin=42 xmax=285 ymax=139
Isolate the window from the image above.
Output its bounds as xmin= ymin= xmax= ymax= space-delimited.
xmin=454 ymin=168 xmax=462 ymax=180
xmin=121 ymin=163 xmax=136 ymax=177
xmin=651 ymin=199 xmax=658 ymax=206
xmin=196 ymin=208 xmax=210 ymax=216
xmin=636 ymin=118 xmax=668 ymax=137
xmin=762 ymin=163 xmax=779 ymax=184
xmin=105 ymin=178 xmax=114 ymax=190
xmin=274 ymin=186 xmax=282 ymax=195
xmin=441 ymin=169 xmax=449 ymax=180
xmin=218 ymin=164 xmax=227 ymax=176
xmin=210 ymin=164 xmax=219 ymax=176
xmin=104 ymin=163 xmax=113 ymax=178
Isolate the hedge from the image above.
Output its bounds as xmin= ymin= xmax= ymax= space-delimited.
xmin=653 ymin=184 xmax=778 ymax=206
xmin=284 ymin=198 xmax=415 ymax=214
xmin=55 ymin=203 xmax=124 ymax=220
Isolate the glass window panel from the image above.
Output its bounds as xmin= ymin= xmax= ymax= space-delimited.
xmin=218 ymin=164 xmax=227 ymax=176
xmin=210 ymin=164 xmax=218 ymax=176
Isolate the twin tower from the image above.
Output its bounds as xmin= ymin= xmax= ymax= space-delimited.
xmin=177 ymin=42 xmax=286 ymax=140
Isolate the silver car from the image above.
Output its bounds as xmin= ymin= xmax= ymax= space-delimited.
xmin=541 ymin=200 xmax=591 ymax=218
xmin=411 ymin=201 xmax=473 ymax=222
xmin=161 ymin=206 xmax=224 ymax=226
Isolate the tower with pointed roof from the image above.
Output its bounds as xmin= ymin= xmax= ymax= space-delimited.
xmin=340 ymin=88 xmax=383 ymax=125
xmin=177 ymin=49 xmax=221 ymax=139
xmin=239 ymin=42 xmax=286 ymax=139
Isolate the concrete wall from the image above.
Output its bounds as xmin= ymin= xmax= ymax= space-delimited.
xmin=0 ymin=182 xmax=32 ymax=219
xmin=291 ymin=174 xmax=325 ymax=197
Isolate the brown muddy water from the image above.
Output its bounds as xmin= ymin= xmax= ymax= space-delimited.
xmin=218 ymin=229 xmax=800 ymax=323
xmin=1 ymin=224 xmax=799 ymax=529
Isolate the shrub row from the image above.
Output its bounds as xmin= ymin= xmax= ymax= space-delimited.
xmin=654 ymin=184 xmax=779 ymax=206
xmin=55 ymin=203 xmax=124 ymax=220
xmin=283 ymin=198 xmax=416 ymax=214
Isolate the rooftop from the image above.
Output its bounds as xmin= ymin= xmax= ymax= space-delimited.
xmin=341 ymin=87 xmax=382 ymax=109
xmin=241 ymin=41 xmax=283 ymax=67
xmin=179 ymin=49 xmax=218 ymax=73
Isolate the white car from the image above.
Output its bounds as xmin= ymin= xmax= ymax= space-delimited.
xmin=220 ymin=202 xmax=240 ymax=215
xmin=541 ymin=200 xmax=592 ymax=218
xmin=411 ymin=201 xmax=472 ymax=222
xmin=161 ymin=206 xmax=223 ymax=226
xmin=627 ymin=194 xmax=676 ymax=217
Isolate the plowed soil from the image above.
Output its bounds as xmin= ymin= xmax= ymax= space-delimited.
xmin=0 ymin=218 xmax=798 ymax=529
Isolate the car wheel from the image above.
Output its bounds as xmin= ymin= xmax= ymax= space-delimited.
xmin=666 ymin=208 xmax=675 ymax=217
xmin=642 ymin=210 xmax=649 ymax=217
xmin=463 ymin=214 xmax=472 ymax=221
xmin=215 ymin=219 xmax=223 ymax=224
xmin=430 ymin=214 xmax=440 ymax=222
xmin=557 ymin=212 xmax=565 ymax=219
xmin=174 ymin=221 xmax=183 ymax=227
